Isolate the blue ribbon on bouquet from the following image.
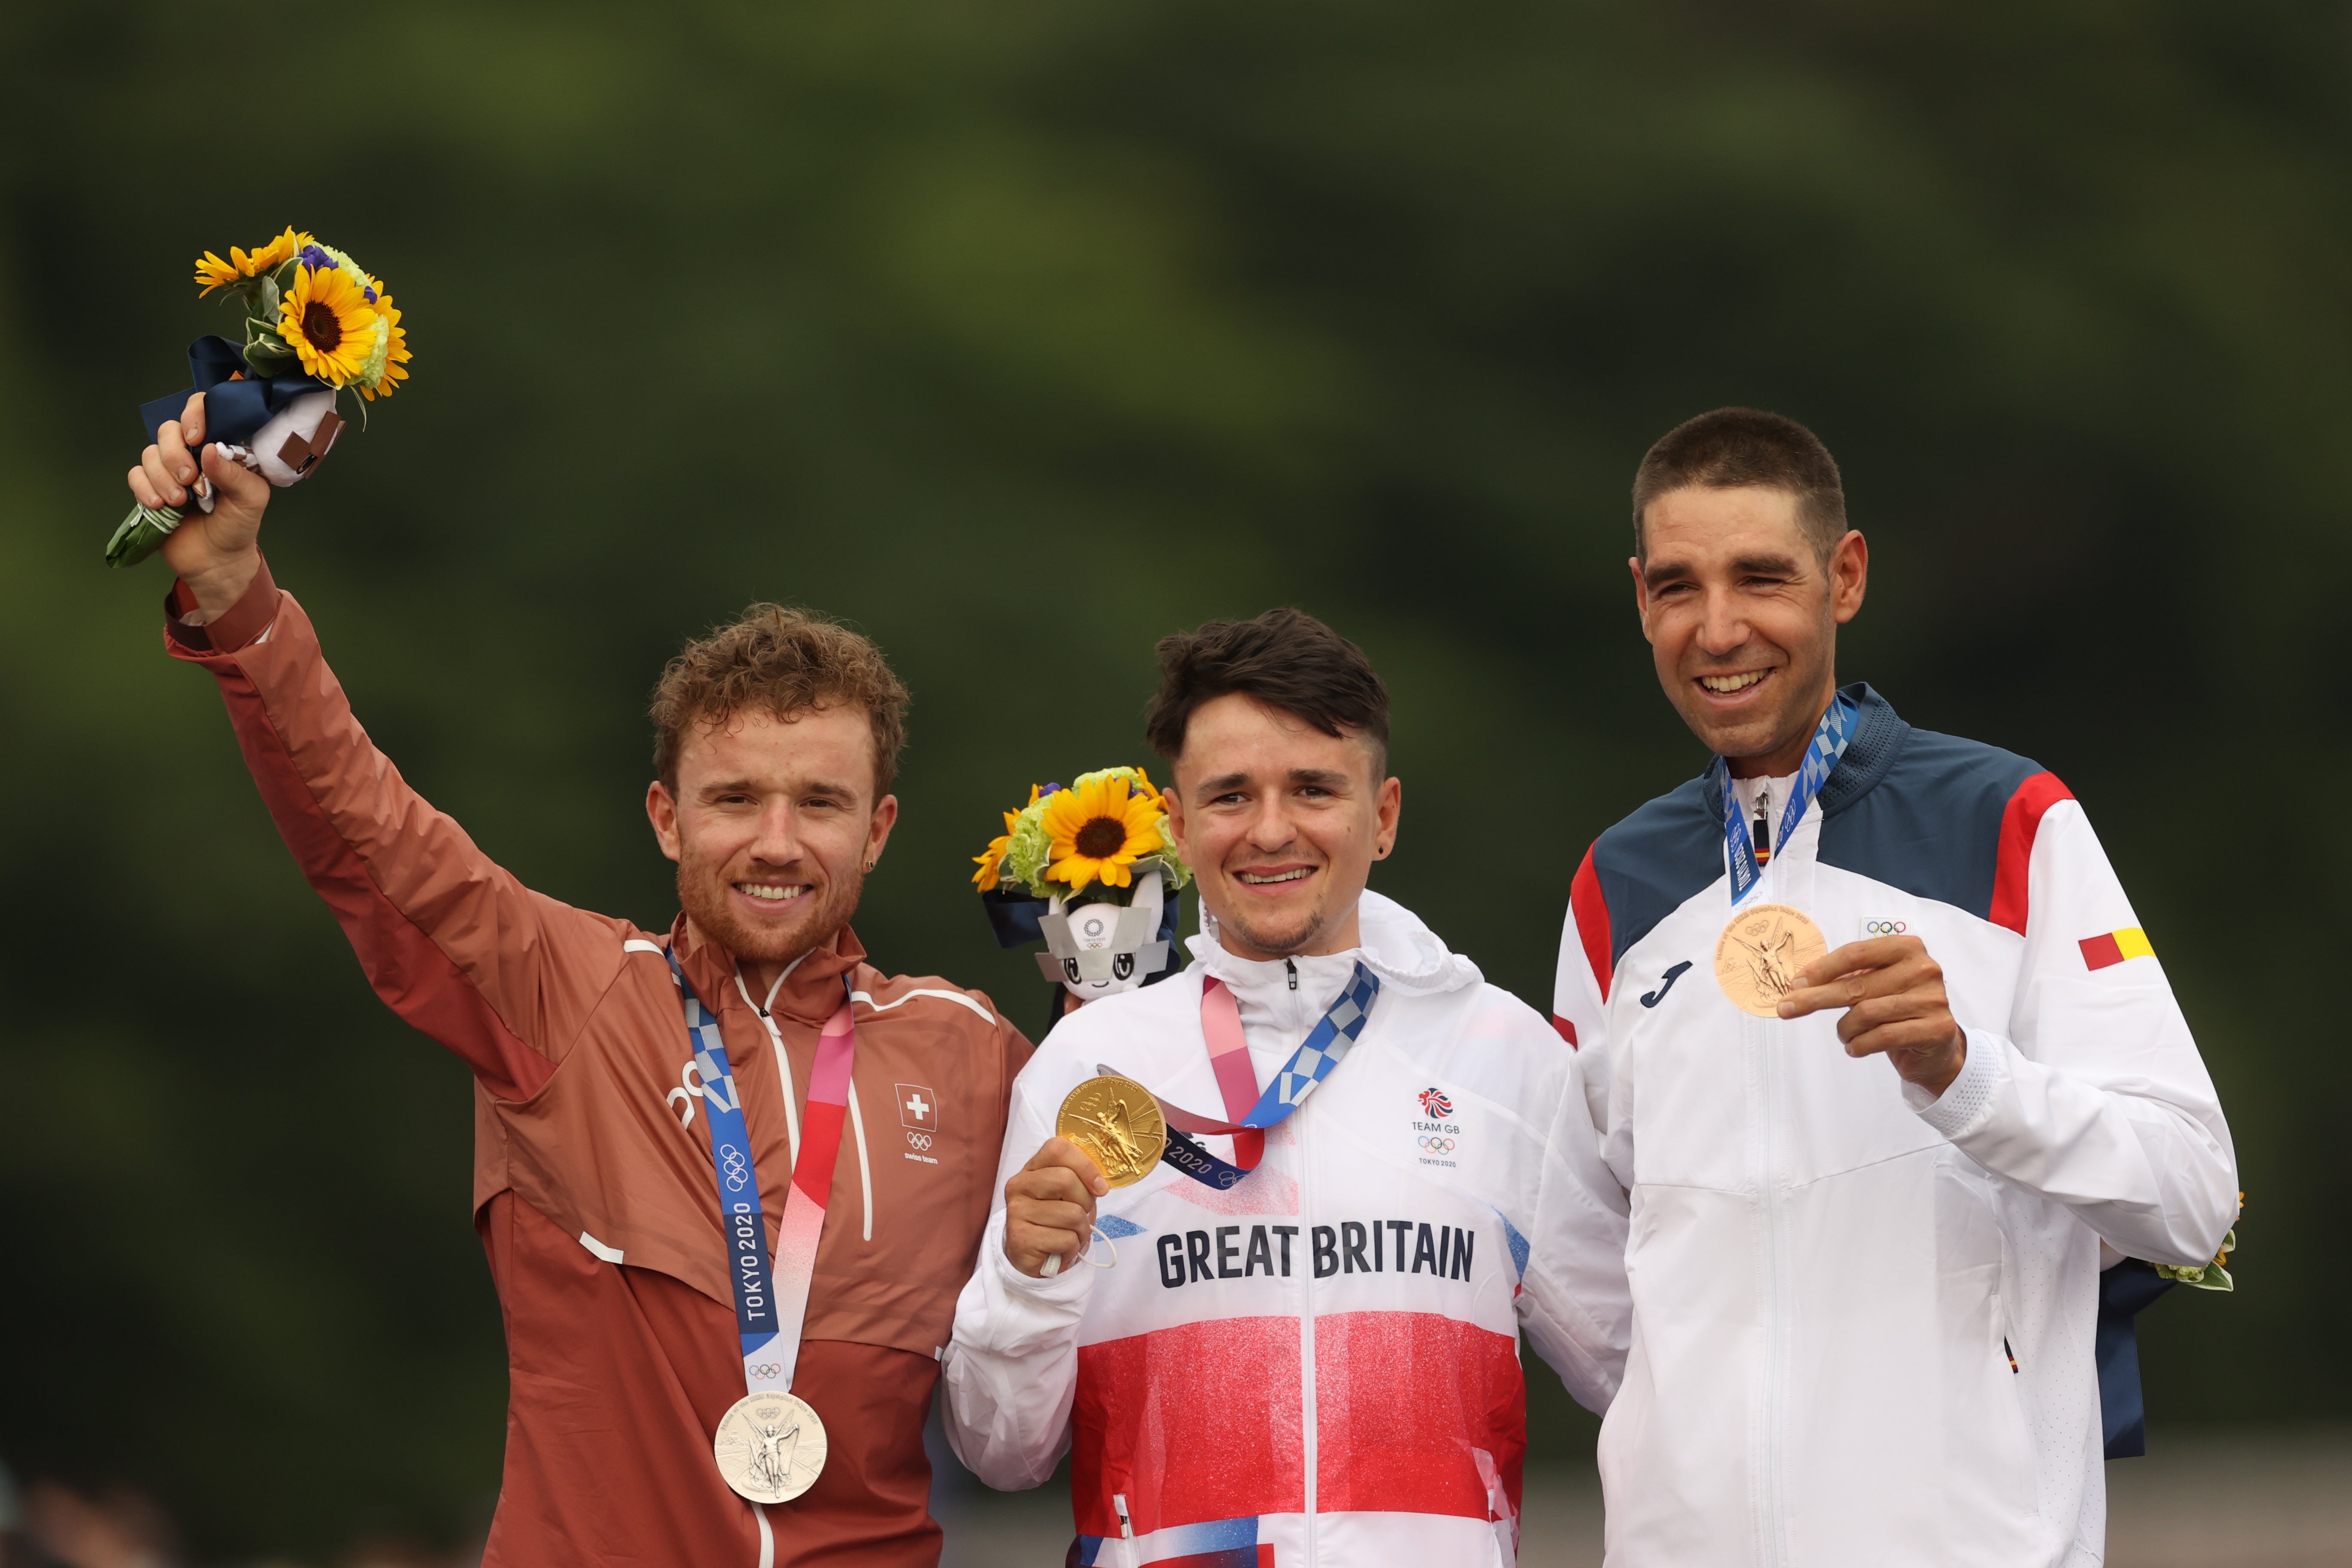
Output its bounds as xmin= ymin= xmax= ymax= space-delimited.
xmin=138 ymin=336 xmax=329 ymax=448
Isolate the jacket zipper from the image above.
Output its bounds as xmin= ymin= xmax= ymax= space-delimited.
xmin=1298 ymin=1008 xmax=1319 ymax=1567
xmin=846 ymin=1082 xmax=873 ymax=1241
xmin=737 ymin=967 xmax=870 ymax=1240
xmin=1760 ymin=1008 xmax=1788 ymax=1568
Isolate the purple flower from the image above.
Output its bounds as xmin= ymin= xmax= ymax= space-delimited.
xmin=362 ymin=285 xmax=377 ymax=303
xmin=299 ymin=244 xmax=335 ymax=270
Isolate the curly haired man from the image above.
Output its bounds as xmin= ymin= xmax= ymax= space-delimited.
xmin=127 ymin=395 xmax=1032 ymax=1567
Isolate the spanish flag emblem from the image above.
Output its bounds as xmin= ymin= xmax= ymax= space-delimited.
xmin=2079 ymin=927 xmax=2154 ymax=971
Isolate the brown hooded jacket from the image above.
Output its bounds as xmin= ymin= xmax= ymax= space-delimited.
xmin=164 ymin=562 xmax=1032 ymax=1567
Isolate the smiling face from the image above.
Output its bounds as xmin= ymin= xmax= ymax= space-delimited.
xmin=1164 ymin=694 xmax=1401 ymax=963
xmin=1632 ymin=484 xmax=1869 ymax=777
xmin=646 ymin=704 xmax=897 ymax=981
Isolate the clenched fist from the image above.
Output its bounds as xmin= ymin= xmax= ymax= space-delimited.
xmin=1001 ymin=1137 xmax=1110 ymax=1278
xmin=126 ymin=392 xmax=274 ymax=620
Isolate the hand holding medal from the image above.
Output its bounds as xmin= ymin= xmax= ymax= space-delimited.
xmin=1709 ymin=698 xmax=1965 ymax=1093
xmin=1003 ymin=1126 xmax=1115 ymax=1279
xmin=1773 ymin=935 xmax=1966 ymax=1096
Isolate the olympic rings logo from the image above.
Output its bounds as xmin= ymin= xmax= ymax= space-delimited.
xmin=1865 ymin=919 xmax=1909 ymax=936
xmin=907 ymin=1132 xmax=933 ymax=1151
xmin=720 ymin=1143 xmax=751 ymax=1191
xmin=748 ymin=1363 xmax=784 ymax=1380
xmin=1418 ymin=1135 xmax=1457 ymax=1154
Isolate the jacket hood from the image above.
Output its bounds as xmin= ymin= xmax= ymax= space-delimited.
xmin=1186 ymin=888 xmax=1482 ymax=997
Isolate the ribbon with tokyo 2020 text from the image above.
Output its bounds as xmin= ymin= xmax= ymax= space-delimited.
xmin=668 ymin=947 xmax=856 ymax=1398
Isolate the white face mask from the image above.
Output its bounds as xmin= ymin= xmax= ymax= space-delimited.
xmin=1037 ymin=866 xmax=1171 ymax=1000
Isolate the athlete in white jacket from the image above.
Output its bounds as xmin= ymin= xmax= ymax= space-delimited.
xmin=944 ymin=609 xmax=1631 ymax=1568
xmin=1556 ymin=410 xmax=2237 ymax=1568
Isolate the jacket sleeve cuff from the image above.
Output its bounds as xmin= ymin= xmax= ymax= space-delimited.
xmin=164 ymin=555 xmax=280 ymax=655
xmin=988 ymin=1223 xmax=1098 ymax=1305
xmin=1907 ymin=1029 xmax=2006 ymax=1139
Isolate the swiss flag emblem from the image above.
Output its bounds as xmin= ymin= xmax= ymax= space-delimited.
xmin=896 ymin=1083 xmax=940 ymax=1131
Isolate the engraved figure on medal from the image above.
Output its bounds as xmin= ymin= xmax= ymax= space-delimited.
xmin=1714 ymin=902 xmax=1828 ymax=1017
xmin=1056 ymin=1075 xmax=1167 ymax=1188
xmin=715 ymin=1391 xmax=827 ymax=1504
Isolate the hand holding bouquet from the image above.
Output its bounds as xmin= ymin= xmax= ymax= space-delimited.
xmin=110 ymin=228 xmax=412 ymax=567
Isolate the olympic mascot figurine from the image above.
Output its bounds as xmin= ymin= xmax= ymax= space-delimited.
xmin=970 ymin=768 xmax=1191 ymax=1033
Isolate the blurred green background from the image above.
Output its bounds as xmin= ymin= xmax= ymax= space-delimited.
xmin=3 ymin=0 xmax=2343 ymax=1558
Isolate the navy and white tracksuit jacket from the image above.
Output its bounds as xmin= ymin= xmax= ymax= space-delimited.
xmin=1552 ymin=684 xmax=2236 ymax=1568
xmin=946 ymin=892 xmax=1632 ymax=1567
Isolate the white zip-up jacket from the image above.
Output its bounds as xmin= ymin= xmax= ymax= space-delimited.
xmin=945 ymin=891 xmax=1631 ymax=1567
xmin=1552 ymin=686 xmax=2236 ymax=1568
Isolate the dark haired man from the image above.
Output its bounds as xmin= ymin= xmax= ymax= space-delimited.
xmin=124 ymin=399 xmax=1032 ymax=1566
xmin=1553 ymin=408 xmax=2236 ymax=1565
xmin=943 ymin=608 xmax=1630 ymax=1566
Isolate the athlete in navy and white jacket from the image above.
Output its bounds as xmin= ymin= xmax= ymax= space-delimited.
xmin=948 ymin=894 xmax=1628 ymax=1566
xmin=1559 ymin=409 xmax=2238 ymax=1568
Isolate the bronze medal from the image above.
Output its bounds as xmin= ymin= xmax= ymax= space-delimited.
xmin=1056 ymin=1074 xmax=1167 ymax=1188
xmin=1714 ymin=902 xmax=1828 ymax=1017
xmin=714 ymin=1389 xmax=827 ymax=1504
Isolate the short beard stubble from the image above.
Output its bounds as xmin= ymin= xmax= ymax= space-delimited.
xmin=675 ymin=850 xmax=865 ymax=972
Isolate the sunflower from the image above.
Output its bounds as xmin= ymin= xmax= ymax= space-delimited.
xmin=1042 ymin=775 xmax=1164 ymax=893
xmin=973 ymin=786 xmax=1045 ymax=891
xmin=358 ymin=288 xmax=411 ymax=400
xmin=973 ymin=810 xmax=1020 ymax=891
xmin=277 ymin=260 xmax=381 ymax=385
xmin=193 ymin=228 xmax=311 ymax=296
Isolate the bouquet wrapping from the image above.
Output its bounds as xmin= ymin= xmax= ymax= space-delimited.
xmin=971 ymin=768 xmax=1191 ymax=1001
xmin=109 ymin=228 xmax=411 ymax=567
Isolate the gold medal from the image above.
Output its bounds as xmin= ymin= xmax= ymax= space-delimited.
xmin=1055 ymin=1074 xmax=1167 ymax=1188
xmin=1714 ymin=902 xmax=1828 ymax=1017
xmin=714 ymin=1389 xmax=826 ymax=1504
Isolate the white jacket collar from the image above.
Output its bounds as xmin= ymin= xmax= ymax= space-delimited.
xmin=1184 ymin=889 xmax=1482 ymax=998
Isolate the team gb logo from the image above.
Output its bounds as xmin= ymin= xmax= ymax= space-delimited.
xmin=1418 ymin=1087 xmax=1453 ymax=1118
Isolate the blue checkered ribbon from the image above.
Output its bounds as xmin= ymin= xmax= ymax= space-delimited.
xmin=1237 ymin=961 xmax=1380 ymax=1124
xmin=1104 ymin=960 xmax=1382 ymax=1191
xmin=1724 ymin=693 xmax=1858 ymax=905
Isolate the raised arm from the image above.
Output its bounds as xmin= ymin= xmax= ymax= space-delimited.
xmin=133 ymin=395 xmax=624 ymax=1100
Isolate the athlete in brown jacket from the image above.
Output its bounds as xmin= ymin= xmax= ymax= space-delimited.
xmin=127 ymin=397 xmax=1032 ymax=1566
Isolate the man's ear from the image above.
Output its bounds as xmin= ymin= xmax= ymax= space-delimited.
xmin=1373 ymin=775 xmax=1402 ymax=860
xmin=866 ymin=793 xmax=900 ymax=864
xmin=1828 ymin=530 xmax=1869 ymax=625
xmin=1162 ymin=773 xmax=1191 ymax=865
xmin=646 ymin=781 xmax=683 ymax=863
xmin=1627 ymin=555 xmax=1656 ymax=644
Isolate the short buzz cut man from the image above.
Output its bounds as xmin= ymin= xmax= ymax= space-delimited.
xmin=943 ymin=607 xmax=1631 ymax=1568
xmin=1553 ymin=407 xmax=2237 ymax=1565
xmin=126 ymin=395 xmax=1034 ymax=1567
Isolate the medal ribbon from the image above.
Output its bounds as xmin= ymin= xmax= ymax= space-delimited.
xmin=669 ymin=948 xmax=856 ymax=1398
xmin=1105 ymin=960 xmax=1381 ymax=1189
xmin=1723 ymin=692 xmax=1859 ymax=906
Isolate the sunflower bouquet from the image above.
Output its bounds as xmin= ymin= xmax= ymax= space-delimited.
xmin=972 ymin=768 xmax=1193 ymax=1004
xmin=107 ymin=227 xmax=413 ymax=567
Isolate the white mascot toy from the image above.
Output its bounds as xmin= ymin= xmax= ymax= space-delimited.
xmin=972 ymin=768 xmax=1191 ymax=1032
